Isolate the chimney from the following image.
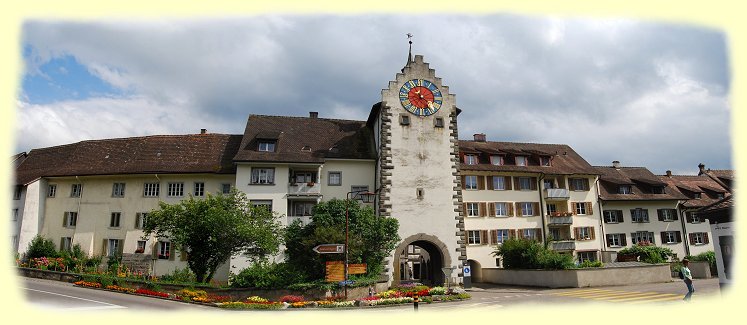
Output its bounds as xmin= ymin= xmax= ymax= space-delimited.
xmin=473 ymin=133 xmax=486 ymax=142
xmin=666 ymin=170 xmax=672 ymax=177
xmin=309 ymin=112 xmax=319 ymax=118
xmin=698 ymin=163 xmax=706 ymax=174
xmin=612 ymin=160 xmax=621 ymax=168
xmin=200 ymin=129 xmax=207 ymax=135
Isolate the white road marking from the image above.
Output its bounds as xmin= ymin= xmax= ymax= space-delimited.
xmin=23 ymin=287 xmax=125 ymax=308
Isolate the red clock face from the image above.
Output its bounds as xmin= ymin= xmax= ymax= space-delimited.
xmin=399 ymin=79 xmax=443 ymax=116
xmin=407 ymin=86 xmax=435 ymax=109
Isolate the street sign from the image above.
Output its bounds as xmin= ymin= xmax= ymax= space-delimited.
xmin=463 ymin=266 xmax=471 ymax=277
xmin=325 ymin=261 xmax=344 ymax=282
xmin=349 ymin=263 xmax=367 ymax=275
xmin=338 ymin=280 xmax=355 ymax=286
xmin=313 ymin=244 xmax=345 ymax=254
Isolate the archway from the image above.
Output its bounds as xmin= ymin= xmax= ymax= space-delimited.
xmin=392 ymin=234 xmax=452 ymax=286
xmin=467 ymin=259 xmax=483 ymax=283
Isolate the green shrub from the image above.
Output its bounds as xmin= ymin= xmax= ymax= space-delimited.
xmin=618 ymin=243 xmax=674 ymax=264
xmin=493 ymin=238 xmax=574 ymax=269
xmin=23 ymin=235 xmax=58 ymax=260
xmin=106 ymin=253 xmax=122 ymax=274
xmin=687 ymin=251 xmax=716 ymax=268
xmin=579 ymin=260 xmax=604 ymax=268
xmin=159 ymin=267 xmax=197 ymax=283
xmin=229 ymin=261 xmax=306 ymax=289
xmin=59 ymin=244 xmax=86 ymax=272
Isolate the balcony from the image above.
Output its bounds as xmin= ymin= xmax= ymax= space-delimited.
xmin=287 ymin=215 xmax=312 ymax=226
xmin=547 ymin=216 xmax=573 ymax=225
xmin=551 ymin=240 xmax=576 ymax=251
xmin=288 ymin=182 xmax=321 ymax=196
xmin=544 ymin=188 xmax=570 ymax=200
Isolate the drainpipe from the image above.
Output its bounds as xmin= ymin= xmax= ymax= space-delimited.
xmin=679 ymin=202 xmax=690 ymax=258
xmin=538 ymin=173 xmax=547 ymax=246
xmin=595 ymin=176 xmax=607 ymax=260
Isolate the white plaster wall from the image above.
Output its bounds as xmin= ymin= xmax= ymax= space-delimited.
xmin=709 ymin=221 xmax=733 ymax=285
xmin=10 ymin=185 xmax=27 ymax=253
xmin=683 ymin=216 xmax=715 ymax=256
xmin=599 ymin=200 xmax=687 ymax=258
xmin=18 ymin=180 xmax=45 ymax=255
xmin=319 ymin=159 xmax=376 ymax=200
xmin=381 ymin=55 xmax=462 ymax=274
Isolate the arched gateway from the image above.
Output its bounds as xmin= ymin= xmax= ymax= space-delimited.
xmin=392 ymin=234 xmax=452 ymax=286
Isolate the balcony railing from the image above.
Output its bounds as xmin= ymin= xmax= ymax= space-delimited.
xmin=547 ymin=216 xmax=573 ymax=225
xmin=551 ymin=241 xmax=576 ymax=251
xmin=288 ymin=182 xmax=321 ymax=195
xmin=287 ymin=215 xmax=312 ymax=226
xmin=544 ymin=188 xmax=570 ymax=200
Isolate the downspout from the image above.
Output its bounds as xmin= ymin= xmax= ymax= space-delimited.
xmin=679 ymin=202 xmax=691 ymax=257
xmin=595 ymin=177 xmax=607 ymax=259
xmin=538 ymin=173 xmax=547 ymax=246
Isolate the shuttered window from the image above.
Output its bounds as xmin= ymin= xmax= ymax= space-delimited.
xmin=569 ymin=178 xmax=590 ymax=191
xmin=606 ymin=233 xmax=627 ymax=247
xmin=657 ymin=209 xmax=678 ymax=221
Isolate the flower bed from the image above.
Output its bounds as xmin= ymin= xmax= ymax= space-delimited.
xmin=74 ymin=280 xmax=101 ymax=288
xmin=218 ymin=301 xmax=283 ymax=310
xmin=106 ymin=285 xmax=136 ymax=293
xmin=135 ymin=288 xmax=170 ymax=298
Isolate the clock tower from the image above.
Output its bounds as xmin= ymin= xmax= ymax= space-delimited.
xmin=371 ymin=41 xmax=466 ymax=286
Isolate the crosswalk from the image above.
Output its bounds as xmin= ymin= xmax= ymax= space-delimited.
xmin=551 ymin=288 xmax=683 ymax=304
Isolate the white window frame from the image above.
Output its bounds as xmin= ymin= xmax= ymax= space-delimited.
xmin=167 ymin=182 xmax=184 ymax=197
xmin=518 ymin=177 xmax=532 ymax=190
xmin=577 ymin=227 xmax=592 ymax=240
xmin=631 ymin=231 xmax=655 ymax=245
xmin=664 ymin=231 xmax=677 ymax=244
xmin=618 ymin=185 xmax=632 ymax=194
xmin=135 ymin=213 xmax=148 ymax=229
xmin=250 ymin=168 xmax=275 ymax=185
xmin=465 ymin=154 xmax=478 ymax=165
xmin=546 ymin=203 xmax=557 ymax=215
xmin=258 ymin=141 xmax=276 ymax=152
xmin=540 ymin=156 xmax=551 ymax=166
xmin=109 ymin=212 xmax=121 ymax=228
xmin=48 ymin=184 xmax=57 ymax=198
xmin=495 ymin=229 xmax=509 ymax=244
xmin=107 ymin=239 xmax=120 ymax=257
xmin=522 ymin=228 xmax=537 ymax=240
xmin=61 ymin=237 xmax=72 ymax=251
xmin=608 ymin=233 xmax=623 ymax=247
xmin=64 ymin=212 xmax=78 ymax=228
xmin=112 ymin=183 xmax=126 ymax=197
xmin=466 ymin=203 xmax=480 ymax=217
xmin=495 ymin=202 xmax=508 ymax=216
xmin=158 ymin=241 xmax=171 ymax=259
xmin=467 ymin=230 xmax=481 ymax=245
xmin=143 ymin=183 xmax=160 ymax=197
xmin=221 ymin=183 xmax=231 ymax=194
xmin=689 ymin=212 xmax=701 ymax=223
xmin=490 ymin=155 xmax=504 ymax=165
xmin=465 ymin=175 xmax=478 ymax=190
xmin=194 ymin=182 xmax=205 ymax=197
xmin=250 ymin=200 xmax=273 ymax=212
xmin=492 ymin=176 xmax=505 ymax=190
xmin=575 ymin=202 xmax=587 ymax=215
xmin=328 ymin=171 xmax=342 ymax=186
xmin=520 ymin=202 xmax=534 ymax=216
xmin=604 ymin=210 xmax=623 ymax=223
xmin=577 ymin=251 xmax=597 ymax=263
xmin=692 ymin=233 xmax=706 ymax=245
xmin=515 ymin=156 xmax=528 ymax=166
xmin=570 ymin=178 xmax=587 ymax=191
xmin=293 ymin=202 xmax=315 ymax=216
xmin=660 ymin=209 xmax=675 ymax=221
xmin=70 ymin=184 xmax=82 ymax=198
xmin=631 ymin=208 xmax=649 ymax=223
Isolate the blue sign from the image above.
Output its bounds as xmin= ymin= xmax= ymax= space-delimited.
xmin=463 ymin=266 xmax=471 ymax=277
xmin=338 ymin=280 xmax=355 ymax=286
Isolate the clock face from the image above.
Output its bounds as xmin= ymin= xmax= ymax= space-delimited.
xmin=399 ymin=79 xmax=443 ymax=116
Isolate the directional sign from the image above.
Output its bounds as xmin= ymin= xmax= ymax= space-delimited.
xmin=313 ymin=244 xmax=345 ymax=254
xmin=325 ymin=261 xmax=345 ymax=282
xmin=348 ymin=263 xmax=367 ymax=275
xmin=338 ymin=280 xmax=355 ymax=286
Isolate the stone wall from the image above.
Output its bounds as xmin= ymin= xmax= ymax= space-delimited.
xmin=481 ymin=264 xmax=672 ymax=288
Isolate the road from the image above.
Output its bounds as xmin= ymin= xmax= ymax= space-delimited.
xmin=17 ymin=276 xmax=725 ymax=312
xmin=19 ymin=277 xmax=219 ymax=312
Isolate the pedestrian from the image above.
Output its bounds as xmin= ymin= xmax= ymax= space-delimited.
xmin=681 ymin=259 xmax=694 ymax=301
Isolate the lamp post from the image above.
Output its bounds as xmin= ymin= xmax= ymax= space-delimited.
xmin=344 ymin=190 xmax=376 ymax=300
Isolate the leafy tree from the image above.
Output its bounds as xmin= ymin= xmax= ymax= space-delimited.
xmin=23 ymin=235 xmax=58 ymax=260
xmin=492 ymin=238 xmax=574 ymax=270
xmin=143 ymin=189 xmax=284 ymax=283
xmin=284 ymin=198 xmax=400 ymax=281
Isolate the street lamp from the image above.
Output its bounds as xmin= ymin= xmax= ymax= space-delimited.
xmin=344 ymin=190 xmax=376 ymax=300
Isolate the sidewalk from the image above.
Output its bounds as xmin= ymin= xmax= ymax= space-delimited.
xmin=465 ymin=277 xmax=721 ymax=295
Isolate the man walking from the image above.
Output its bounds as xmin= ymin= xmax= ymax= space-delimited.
xmin=682 ymin=259 xmax=694 ymax=301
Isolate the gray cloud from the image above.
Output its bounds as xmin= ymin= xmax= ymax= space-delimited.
xmin=17 ymin=14 xmax=731 ymax=175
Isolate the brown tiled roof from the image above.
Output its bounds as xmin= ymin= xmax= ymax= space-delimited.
xmin=594 ymin=166 xmax=687 ymax=201
xmin=12 ymin=152 xmax=27 ymax=169
xmin=706 ymin=169 xmax=734 ymax=181
xmin=458 ymin=141 xmax=597 ymax=175
xmin=15 ymin=134 xmax=242 ymax=185
xmin=233 ymin=115 xmax=375 ymax=163
xmin=658 ymin=175 xmax=730 ymax=208
xmin=699 ymin=195 xmax=733 ymax=213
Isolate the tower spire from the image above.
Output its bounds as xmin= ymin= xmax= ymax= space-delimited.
xmin=402 ymin=33 xmax=413 ymax=73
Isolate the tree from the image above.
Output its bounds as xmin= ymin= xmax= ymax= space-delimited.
xmin=284 ymin=198 xmax=400 ymax=280
xmin=143 ymin=189 xmax=284 ymax=283
xmin=23 ymin=235 xmax=59 ymax=260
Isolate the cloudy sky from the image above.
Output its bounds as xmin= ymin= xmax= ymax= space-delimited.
xmin=16 ymin=14 xmax=731 ymax=175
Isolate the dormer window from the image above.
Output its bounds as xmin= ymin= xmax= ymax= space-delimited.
xmin=540 ymin=156 xmax=551 ymax=167
xmin=258 ymin=140 xmax=276 ymax=152
xmin=515 ymin=156 xmax=528 ymax=166
xmin=490 ymin=155 xmax=504 ymax=165
xmin=652 ymin=186 xmax=665 ymax=194
xmin=618 ymin=185 xmax=632 ymax=194
xmin=301 ymin=145 xmax=311 ymax=152
xmin=717 ymin=193 xmax=725 ymax=199
xmin=694 ymin=193 xmax=701 ymax=199
xmin=465 ymin=154 xmax=478 ymax=165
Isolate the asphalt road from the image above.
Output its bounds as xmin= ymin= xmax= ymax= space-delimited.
xmin=19 ymin=277 xmax=219 ymax=312
xmin=17 ymin=276 xmax=726 ymax=312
